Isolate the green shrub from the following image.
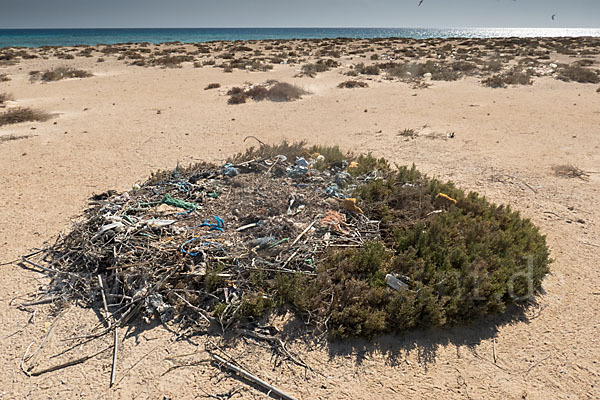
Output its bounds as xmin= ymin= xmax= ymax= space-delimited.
xmin=229 ymin=146 xmax=549 ymax=338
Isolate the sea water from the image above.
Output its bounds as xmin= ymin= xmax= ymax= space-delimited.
xmin=1 ymin=27 xmax=600 ymax=48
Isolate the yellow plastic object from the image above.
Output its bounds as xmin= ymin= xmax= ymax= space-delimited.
xmin=434 ymin=193 xmax=457 ymax=209
xmin=342 ymin=198 xmax=364 ymax=214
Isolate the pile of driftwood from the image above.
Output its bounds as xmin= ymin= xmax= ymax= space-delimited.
xmin=19 ymin=144 xmax=383 ymax=396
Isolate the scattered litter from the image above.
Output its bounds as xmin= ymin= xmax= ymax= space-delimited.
xmin=434 ymin=193 xmax=457 ymax=209
xmin=342 ymin=198 xmax=363 ymax=214
xmin=385 ymin=274 xmax=409 ymax=291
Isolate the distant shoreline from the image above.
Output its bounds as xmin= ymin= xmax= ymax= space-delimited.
xmin=1 ymin=27 xmax=599 ymax=48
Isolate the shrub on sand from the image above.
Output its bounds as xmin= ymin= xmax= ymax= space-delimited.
xmin=0 ymin=92 xmax=13 ymax=106
xmin=558 ymin=65 xmax=600 ymax=84
xmin=338 ymin=80 xmax=369 ymax=89
xmin=0 ymin=107 xmax=52 ymax=126
xmin=266 ymin=82 xmax=308 ymax=101
xmin=31 ymin=67 xmax=93 ymax=82
xmin=228 ymin=92 xmax=248 ymax=105
xmin=204 ymin=83 xmax=221 ymax=90
xmin=553 ymin=164 xmax=590 ymax=180
xmin=482 ymin=67 xmax=532 ymax=88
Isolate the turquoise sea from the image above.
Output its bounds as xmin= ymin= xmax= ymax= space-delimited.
xmin=1 ymin=27 xmax=600 ymax=48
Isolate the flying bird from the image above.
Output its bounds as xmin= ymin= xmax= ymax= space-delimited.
xmin=552 ymin=14 xmax=556 ymax=20
xmin=418 ymin=0 xmax=424 ymax=6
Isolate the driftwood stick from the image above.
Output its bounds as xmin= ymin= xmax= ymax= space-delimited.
xmin=290 ymin=220 xmax=317 ymax=247
xmin=110 ymin=328 xmax=118 ymax=387
xmin=30 ymin=346 xmax=112 ymax=376
xmin=209 ymin=353 xmax=297 ymax=400
xmin=97 ymin=275 xmax=111 ymax=328
xmin=99 ymin=274 xmax=118 ymax=387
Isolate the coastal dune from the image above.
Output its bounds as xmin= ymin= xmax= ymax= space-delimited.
xmin=1 ymin=37 xmax=599 ymax=399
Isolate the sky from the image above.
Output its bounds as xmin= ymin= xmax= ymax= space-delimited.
xmin=0 ymin=0 xmax=598 ymax=29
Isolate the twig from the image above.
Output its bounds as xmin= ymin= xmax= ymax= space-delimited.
xmin=525 ymin=352 xmax=552 ymax=375
xmin=209 ymin=352 xmax=298 ymax=400
xmin=290 ymin=220 xmax=317 ymax=247
xmin=243 ymin=135 xmax=266 ymax=147
xmin=99 ymin=274 xmax=118 ymax=387
xmin=111 ymin=328 xmax=118 ymax=387
xmin=240 ymin=329 xmax=311 ymax=371
xmin=21 ymin=342 xmax=34 ymax=377
xmin=30 ymin=346 xmax=112 ymax=376
xmin=172 ymin=292 xmax=213 ymax=324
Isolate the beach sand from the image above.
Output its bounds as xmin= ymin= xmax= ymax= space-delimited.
xmin=1 ymin=38 xmax=599 ymax=399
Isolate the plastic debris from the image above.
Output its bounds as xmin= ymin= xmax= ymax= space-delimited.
xmin=146 ymin=219 xmax=176 ymax=228
xmin=161 ymin=193 xmax=197 ymax=210
xmin=144 ymin=293 xmax=173 ymax=323
xmin=434 ymin=193 xmax=457 ymax=209
xmin=342 ymin=198 xmax=364 ymax=214
xmin=334 ymin=172 xmax=351 ymax=188
xmin=385 ymin=274 xmax=409 ymax=291
xmin=321 ymin=210 xmax=350 ymax=234
xmin=295 ymin=157 xmax=309 ymax=168
xmin=251 ymin=236 xmax=278 ymax=250
xmin=325 ymin=183 xmax=345 ymax=199
xmin=96 ymin=222 xmax=125 ymax=237
xmin=222 ymin=163 xmax=239 ymax=177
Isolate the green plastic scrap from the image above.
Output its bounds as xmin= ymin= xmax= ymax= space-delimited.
xmin=161 ymin=193 xmax=198 ymax=210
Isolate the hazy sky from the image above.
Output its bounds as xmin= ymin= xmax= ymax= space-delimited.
xmin=1 ymin=0 xmax=598 ymax=29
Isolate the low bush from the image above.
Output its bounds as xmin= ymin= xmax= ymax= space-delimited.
xmin=338 ymin=80 xmax=369 ymax=89
xmin=482 ymin=67 xmax=532 ymax=88
xmin=557 ymin=65 xmax=600 ymax=84
xmin=266 ymin=82 xmax=308 ymax=101
xmin=227 ymin=82 xmax=308 ymax=104
xmin=31 ymin=67 xmax=93 ymax=82
xmin=204 ymin=83 xmax=221 ymax=90
xmin=228 ymin=144 xmax=551 ymax=338
xmin=298 ymin=59 xmax=340 ymax=77
xmin=0 ymin=107 xmax=52 ymax=126
xmin=0 ymin=92 xmax=13 ymax=106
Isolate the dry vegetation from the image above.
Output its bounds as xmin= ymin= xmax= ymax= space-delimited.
xmin=30 ymin=66 xmax=93 ymax=82
xmin=0 ymin=107 xmax=52 ymax=126
xmin=228 ymin=82 xmax=308 ymax=104
xmin=557 ymin=65 xmax=600 ymax=84
xmin=0 ymin=133 xmax=35 ymax=143
xmin=338 ymin=80 xmax=369 ymax=89
xmin=0 ymin=92 xmax=13 ymax=106
xmin=553 ymin=164 xmax=590 ymax=180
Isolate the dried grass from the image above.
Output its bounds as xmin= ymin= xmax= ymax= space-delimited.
xmin=0 ymin=107 xmax=52 ymax=126
xmin=553 ymin=164 xmax=590 ymax=180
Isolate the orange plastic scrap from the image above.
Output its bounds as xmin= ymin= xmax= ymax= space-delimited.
xmin=321 ymin=210 xmax=350 ymax=234
xmin=342 ymin=198 xmax=363 ymax=214
xmin=434 ymin=193 xmax=457 ymax=209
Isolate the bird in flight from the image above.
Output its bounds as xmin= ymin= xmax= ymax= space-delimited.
xmin=551 ymin=14 xmax=556 ymax=20
xmin=418 ymin=0 xmax=424 ymax=6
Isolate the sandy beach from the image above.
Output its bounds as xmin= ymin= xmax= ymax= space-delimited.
xmin=1 ymin=37 xmax=599 ymax=399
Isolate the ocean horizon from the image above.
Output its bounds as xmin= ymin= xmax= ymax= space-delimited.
xmin=1 ymin=27 xmax=600 ymax=48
